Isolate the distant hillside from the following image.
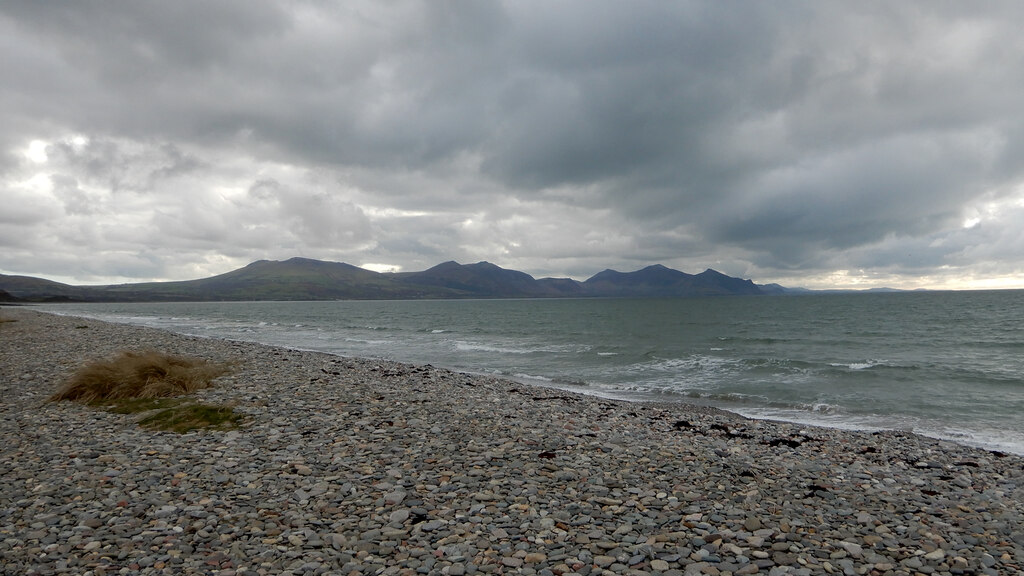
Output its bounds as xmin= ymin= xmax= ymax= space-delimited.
xmin=584 ymin=265 xmax=762 ymax=297
xmin=0 ymin=289 xmax=26 ymax=303
xmin=392 ymin=261 xmax=581 ymax=298
xmin=0 ymin=274 xmax=97 ymax=301
xmin=0 ymin=257 xmax=768 ymax=302
xmin=96 ymin=258 xmax=435 ymax=301
xmin=585 ymin=264 xmax=690 ymax=296
xmin=754 ymin=283 xmax=917 ymax=295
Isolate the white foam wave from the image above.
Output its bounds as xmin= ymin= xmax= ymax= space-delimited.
xmin=734 ymin=408 xmax=1024 ymax=456
xmin=677 ymin=390 xmax=765 ymax=404
xmin=512 ymin=372 xmax=554 ymax=383
xmin=632 ymin=355 xmax=740 ymax=374
xmin=830 ymin=360 xmax=884 ymax=370
xmin=454 ymin=340 xmax=575 ymax=355
xmin=454 ymin=341 xmax=537 ymax=355
xmin=914 ymin=424 xmax=1024 ymax=456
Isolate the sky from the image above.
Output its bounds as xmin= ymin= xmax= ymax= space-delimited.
xmin=3 ymin=2 xmax=1024 ymax=290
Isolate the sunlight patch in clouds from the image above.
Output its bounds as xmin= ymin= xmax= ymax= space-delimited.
xmin=360 ymin=262 xmax=402 ymax=273
xmin=363 ymin=207 xmax=434 ymax=219
xmin=24 ymin=140 xmax=48 ymax=163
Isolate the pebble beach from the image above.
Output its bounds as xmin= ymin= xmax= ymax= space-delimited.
xmin=1 ymin=308 xmax=1022 ymax=576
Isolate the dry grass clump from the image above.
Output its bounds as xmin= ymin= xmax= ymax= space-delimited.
xmin=50 ymin=350 xmax=231 ymax=402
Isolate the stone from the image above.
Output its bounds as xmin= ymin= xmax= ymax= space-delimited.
xmin=384 ymin=491 xmax=407 ymax=506
xmin=837 ymin=542 xmax=862 ymax=557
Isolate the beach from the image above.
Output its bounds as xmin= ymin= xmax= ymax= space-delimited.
xmin=1 ymin=308 xmax=1022 ymax=576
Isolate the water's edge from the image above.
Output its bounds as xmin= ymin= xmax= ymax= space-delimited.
xmin=36 ymin=297 xmax=1024 ymax=456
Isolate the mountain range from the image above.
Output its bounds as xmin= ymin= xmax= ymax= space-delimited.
xmin=0 ymin=257 xmax=769 ymax=302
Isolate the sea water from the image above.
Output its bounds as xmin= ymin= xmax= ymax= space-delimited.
xmin=40 ymin=290 xmax=1024 ymax=454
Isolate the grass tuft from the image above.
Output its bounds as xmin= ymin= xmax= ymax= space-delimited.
xmin=86 ymin=397 xmax=245 ymax=433
xmin=51 ymin=350 xmax=243 ymax=433
xmin=89 ymin=396 xmax=187 ymax=414
xmin=50 ymin=350 xmax=231 ymax=402
xmin=137 ymin=403 xmax=245 ymax=434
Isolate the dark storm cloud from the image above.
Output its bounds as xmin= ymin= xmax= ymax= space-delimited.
xmin=3 ymin=1 xmax=1024 ymax=288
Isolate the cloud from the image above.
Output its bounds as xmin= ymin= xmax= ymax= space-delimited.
xmin=2 ymin=1 xmax=1024 ymax=288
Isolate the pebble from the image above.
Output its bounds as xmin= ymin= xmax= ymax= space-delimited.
xmin=1 ymin=308 xmax=1023 ymax=575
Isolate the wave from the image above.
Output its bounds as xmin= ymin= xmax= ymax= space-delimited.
xmin=512 ymin=372 xmax=553 ymax=383
xmin=672 ymin=389 xmax=767 ymax=404
xmin=726 ymin=336 xmax=797 ymax=345
xmin=829 ymin=360 xmax=884 ymax=370
xmin=340 ymin=337 xmax=390 ymax=346
xmin=731 ymin=407 xmax=1024 ymax=455
xmin=627 ymin=355 xmax=822 ymax=387
xmin=744 ymin=357 xmax=815 ymax=372
xmin=649 ymin=390 xmax=842 ymax=416
xmin=916 ymin=424 xmax=1024 ymax=455
xmin=454 ymin=341 xmax=549 ymax=355
xmin=508 ymin=372 xmax=590 ymax=387
xmin=453 ymin=340 xmax=582 ymax=355
xmin=632 ymin=354 xmax=741 ymax=373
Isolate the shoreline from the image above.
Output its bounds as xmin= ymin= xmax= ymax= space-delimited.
xmin=2 ymin=308 xmax=1022 ymax=575
xmin=33 ymin=303 xmax=1024 ymax=459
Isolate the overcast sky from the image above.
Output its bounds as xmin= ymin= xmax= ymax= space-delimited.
xmin=3 ymin=1 xmax=1024 ymax=289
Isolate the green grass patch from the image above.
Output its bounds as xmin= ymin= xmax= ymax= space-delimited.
xmin=87 ymin=396 xmax=245 ymax=433
xmin=89 ymin=396 xmax=188 ymax=414
xmin=137 ymin=403 xmax=245 ymax=434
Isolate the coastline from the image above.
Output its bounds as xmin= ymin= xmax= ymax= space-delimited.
xmin=1 ymin=308 xmax=1022 ymax=575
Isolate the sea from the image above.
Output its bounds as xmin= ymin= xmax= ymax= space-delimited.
xmin=38 ymin=290 xmax=1024 ymax=455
